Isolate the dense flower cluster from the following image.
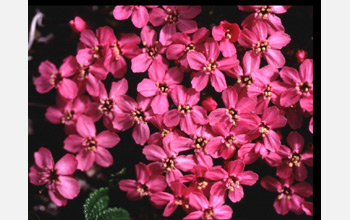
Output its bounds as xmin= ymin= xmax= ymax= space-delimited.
xmin=29 ymin=5 xmax=313 ymax=219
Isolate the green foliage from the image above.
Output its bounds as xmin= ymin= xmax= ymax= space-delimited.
xmin=84 ymin=187 xmax=129 ymax=220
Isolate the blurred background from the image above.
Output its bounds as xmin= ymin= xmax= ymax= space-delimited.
xmin=28 ymin=6 xmax=313 ymax=220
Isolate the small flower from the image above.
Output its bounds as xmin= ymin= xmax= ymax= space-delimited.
xmin=296 ymin=49 xmax=308 ymax=63
xmin=201 ymin=96 xmax=218 ymax=112
xmin=212 ymin=20 xmax=241 ymax=57
xmin=113 ymin=6 xmax=156 ymax=28
xmin=29 ymin=147 xmax=80 ymax=206
xmin=69 ymin=16 xmax=89 ymax=33
xmin=63 ymin=115 xmax=120 ymax=171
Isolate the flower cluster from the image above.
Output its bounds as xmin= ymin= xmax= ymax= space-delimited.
xmin=29 ymin=5 xmax=313 ymax=218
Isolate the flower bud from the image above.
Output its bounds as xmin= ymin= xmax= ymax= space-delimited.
xmin=69 ymin=16 xmax=89 ymax=33
xmin=296 ymin=49 xmax=307 ymax=63
xmin=201 ymin=96 xmax=218 ymax=112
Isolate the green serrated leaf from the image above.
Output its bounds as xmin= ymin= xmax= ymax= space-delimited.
xmin=84 ymin=187 xmax=110 ymax=220
xmin=96 ymin=207 xmax=130 ymax=220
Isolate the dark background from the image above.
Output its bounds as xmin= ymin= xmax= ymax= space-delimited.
xmin=28 ymin=6 xmax=314 ymax=220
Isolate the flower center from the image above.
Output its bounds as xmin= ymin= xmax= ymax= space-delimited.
xmin=256 ymin=5 xmax=271 ymax=18
xmin=225 ymin=108 xmax=239 ymax=125
xmin=252 ymin=40 xmax=270 ymax=54
xmin=61 ymin=110 xmax=74 ymax=124
xmin=178 ymin=104 xmax=192 ymax=114
xmin=237 ymin=75 xmax=253 ymax=87
xmin=288 ymin=153 xmax=301 ymax=167
xmin=197 ymin=177 xmax=209 ymax=190
xmin=202 ymin=59 xmax=217 ymax=72
xmin=162 ymin=156 xmax=176 ymax=173
xmin=185 ymin=43 xmax=196 ymax=51
xmin=98 ymin=98 xmax=115 ymax=115
xmin=146 ymin=45 xmax=158 ymax=58
xmin=156 ymin=81 xmax=169 ymax=93
xmin=204 ymin=207 xmax=216 ymax=219
xmin=161 ymin=129 xmax=170 ymax=137
xmin=226 ymin=176 xmax=240 ymax=191
xmin=193 ymin=137 xmax=209 ymax=153
xmin=78 ymin=64 xmax=89 ymax=80
xmin=259 ymin=123 xmax=270 ymax=137
xmin=278 ymin=186 xmax=292 ymax=200
xmin=164 ymin=8 xmax=179 ymax=24
xmin=264 ymin=83 xmax=273 ymax=100
xmin=296 ymin=82 xmax=312 ymax=94
xmin=132 ymin=108 xmax=145 ymax=123
xmin=83 ymin=137 xmax=97 ymax=153
xmin=225 ymin=135 xmax=238 ymax=150
xmin=92 ymin=45 xmax=102 ymax=59
xmin=110 ymin=42 xmax=121 ymax=59
xmin=50 ymin=73 xmax=63 ymax=86
xmin=136 ymin=183 xmax=149 ymax=198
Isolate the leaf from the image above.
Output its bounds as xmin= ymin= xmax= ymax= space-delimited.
xmin=96 ymin=207 xmax=130 ymax=220
xmin=84 ymin=187 xmax=110 ymax=220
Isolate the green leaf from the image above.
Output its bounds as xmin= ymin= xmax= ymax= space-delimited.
xmin=96 ymin=207 xmax=130 ymax=220
xmin=83 ymin=187 xmax=110 ymax=220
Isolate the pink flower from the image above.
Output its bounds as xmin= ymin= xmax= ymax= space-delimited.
xmin=251 ymin=106 xmax=287 ymax=152
xmin=149 ymin=6 xmax=201 ymax=46
xmin=102 ymin=30 xmax=141 ymax=78
xmin=279 ymin=59 xmax=313 ymax=112
xmin=142 ymin=133 xmax=196 ymax=185
xmin=112 ymin=94 xmax=154 ymax=145
xmin=205 ymin=160 xmax=259 ymax=203
xmin=131 ymin=25 xmax=169 ymax=76
xmin=268 ymin=131 xmax=313 ymax=181
xmin=148 ymin=115 xmax=183 ymax=146
xmin=34 ymin=56 xmax=78 ymax=100
xmin=260 ymin=176 xmax=313 ymax=215
xmin=113 ymin=6 xmax=155 ymax=28
xmin=296 ymin=49 xmax=308 ymax=63
xmin=212 ymin=20 xmax=241 ymax=57
xmin=137 ymin=66 xmax=184 ymax=114
xmin=237 ymin=141 xmax=268 ymax=164
xmin=208 ymin=85 xmax=259 ymax=129
xmin=163 ymin=85 xmax=208 ymax=134
xmin=166 ymin=27 xmax=209 ymax=72
xmin=29 ymin=147 xmax=80 ymax=206
xmin=279 ymin=103 xmax=305 ymax=130
xmin=63 ymin=115 xmax=120 ymax=171
xmin=238 ymin=5 xmax=292 ymax=34
xmin=187 ymin=38 xmax=239 ymax=92
xmin=69 ymin=16 xmax=89 ymax=33
xmin=201 ymin=96 xmax=218 ymax=112
xmin=184 ymin=192 xmax=233 ymax=219
xmin=119 ymin=162 xmax=167 ymax=200
xmin=238 ymin=21 xmax=291 ymax=68
xmin=247 ymin=65 xmax=286 ymax=114
xmin=45 ymin=95 xmax=90 ymax=134
xmin=205 ymin=124 xmax=251 ymax=160
xmin=302 ymin=201 xmax=313 ymax=216
xmin=180 ymin=165 xmax=213 ymax=196
xmin=150 ymin=182 xmax=192 ymax=216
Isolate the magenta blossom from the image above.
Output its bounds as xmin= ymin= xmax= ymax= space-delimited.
xmin=112 ymin=94 xmax=154 ymax=145
xmin=150 ymin=182 xmax=192 ymax=217
xmin=163 ymin=85 xmax=208 ymax=134
xmin=137 ymin=66 xmax=184 ymax=114
xmin=147 ymin=115 xmax=183 ymax=146
xmin=267 ymin=131 xmax=313 ymax=181
xmin=63 ymin=115 xmax=120 ymax=171
xmin=166 ymin=27 xmax=209 ymax=72
xmin=119 ymin=162 xmax=167 ymax=200
xmin=238 ymin=141 xmax=268 ymax=164
xmin=238 ymin=21 xmax=291 ymax=68
xmin=260 ymin=176 xmax=313 ymax=215
xmin=131 ymin=25 xmax=169 ymax=77
xmin=205 ymin=160 xmax=259 ymax=203
xmin=180 ymin=165 xmax=214 ymax=196
xmin=34 ymin=56 xmax=78 ymax=100
xmin=302 ymin=201 xmax=313 ymax=216
xmin=149 ymin=6 xmax=201 ymax=46
xmin=187 ymin=38 xmax=239 ymax=92
xmin=201 ymin=96 xmax=218 ymax=112
xmin=238 ymin=5 xmax=292 ymax=34
xmin=184 ymin=192 xmax=233 ymax=220
xmin=279 ymin=59 xmax=313 ymax=113
xmin=113 ymin=6 xmax=156 ymax=28
xmin=29 ymin=147 xmax=80 ymax=206
xmin=142 ymin=133 xmax=196 ymax=185
xmin=212 ymin=20 xmax=241 ymax=57
xmin=45 ymin=95 xmax=90 ymax=134
xmin=69 ymin=16 xmax=89 ymax=33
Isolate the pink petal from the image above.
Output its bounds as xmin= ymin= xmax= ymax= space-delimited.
xmin=238 ymin=28 xmax=257 ymax=48
xmin=211 ymin=69 xmax=227 ymax=92
xmin=214 ymin=205 xmax=233 ymax=219
xmin=166 ymin=44 xmax=186 ymax=60
xmin=149 ymin=8 xmax=167 ymax=27
xmin=118 ymin=179 xmax=137 ymax=192
xmin=137 ymin=78 xmax=158 ymax=97
xmin=171 ymin=136 xmax=193 ymax=153
xmin=242 ymin=50 xmax=260 ymax=73
xmin=301 ymin=201 xmax=313 ymax=216
xmin=159 ymin=24 xmax=176 ymax=46
xmin=175 ymin=155 xmax=196 ymax=172
xmin=260 ymin=176 xmax=282 ymax=192
xmin=205 ymin=166 xmax=228 ymax=181
xmin=38 ymin=60 xmax=58 ymax=76
xmin=141 ymin=25 xmax=157 ymax=47
xmin=264 ymin=49 xmax=285 ymax=68
xmin=177 ymin=19 xmax=198 ymax=34
xmin=299 ymin=59 xmax=313 ymax=83
xmin=59 ymin=55 xmax=78 ymax=77
xmin=109 ymin=78 xmax=128 ymax=98
xmin=131 ymin=53 xmax=152 ymax=73
xmin=163 ymin=109 xmax=181 ymax=127
xmin=33 ymin=76 xmax=54 ymax=94
xmin=276 ymin=164 xmax=293 ymax=179
xmin=183 ymin=211 xmax=203 ymax=220
xmin=273 ymin=198 xmax=290 ymax=215
xmin=29 ymin=166 xmax=45 ymax=186
xmin=300 ymin=95 xmax=313 ymax=113
xmin=132 ymin=123 xmax=150 ymax=145
xmin=264 ymin=130 xmax=281 ymax=152
xmin=164 ymin=66 xmax=184 ymax=85
xmin=76 ymin=116 xmax=96 ymax=138
xmin=34 ymin=147 xmax=54 ymax=169
xmin=286 ymin=108 xmax=303 ymax=130
xmin=96 ymin=130 xmax=120 ymax=148
xmin=48 ymin=190 xmax=67 ymax=206
xmin=189 ymin=192 xmax=208 ymax=210
xmin=56 ymin=176 xmax=80 ymax=199
xmin=95 ymin=147 xmax=113 ymax=167
xmin=131 ymin=6 xmax=149 ymax=28
xmin=227 ymin=160 xmax=245 ymax=176
xmin=239 ymin=171 xmax=259 ymax=186
xmin=135 ymin=163 xmax=149 ymax=184
xmin=163 ymin=201 xmax=178 ymax=217
xmin=191 ymin=71 xmax=209 ymax=92
xmin=116 ymin=95 xmax=137 ymax=112
xmin=113 ymin=6 xmax=133 ymax=20
xmin=204 ymin=38 xmax=220 ymax=60
xmin=55 ymin=154 xmax=78 ymax=175
xmin=76 ymin=48 xmax=95 ymax=66
xmin=148 ymin=55 xmax=169 ymax=79
xmin=76 ymin=150 xmax=95 ymax=171
xmin=268 ymin=31 xmax=291 ymax=49
xmin=291 ymin=182 xmax=313 ymax=198
xmin=287 ymin=131 xmax=305 ymax=153
xmin=191 ymin=106 xmax=209 ymax=125
xmin=179 ymin=114 xmax=196 ymax=134
xmin=150 ymin=191 xmax=173 ymax=207
xmin=45 ymin=107 xmax=63 ymax=124
xmin=219 ymin=39 xmax=236 ymax=57
xmin=151 ymin=94 xmax=169 ymax=114
xmin=57 ymin=78 xmax=78 ymax=100
xmin=294 ymin=163 xmax=308 ymax=181
xmin=142 ymin=144 xmax=167 ymax=161
xmin=64 ymin=135 xmax=84 ymax=153
xmin=280 ymin=88 xmax=301 ymax=107
xmin=147 ymin=175 xmax=167 ymax=192
xmin=187 ymin=51 xmax=206 ymax=70
xmin=86 ymin=74 xmax=102 ymax=97
xmin=112 ymin=112 xmax=133 ymax=131
xmin=80 ymin=29 xmax=98 ymax=47
xmin=228 ymin=186 xmax=244 ymax=203
xmin=109 ymin=57 xmax=127 ymax=79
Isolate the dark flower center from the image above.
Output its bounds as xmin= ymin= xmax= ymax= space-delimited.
xmin=264 ymin=83 xmax=273 ymax=100
xmin=92 ymin=45 xmax=102 ymax=59
xmin=185 ymin=43 xmax=196 ymax=51
xmin=162 ymin=156 xmax=176 ymax=173
xmin=132 ymin=108 xmax=145 ymax=123
xmin=193 ymin=137 xmax=208 ymax=152
xmin=197 ymin=177 xmax=209 ymax=190
xmin=203 ymin=59 xmax=217 ymax=72
xmin=136 ymin=183 xmax=149 ymax=198
xmin=99 ymin=98 xmax=115 ymax=114
xmin=256 ymin=5 xmax=271 ymax=18
xmin=146 ymin=45 xmax=158 ymax=58
xmin=61 ymin=110 xmax=74 ymax=124
xmin=164 ymin=8 xmax=179 ymax=24
xmin=83 ymin=137 xmax=97 ymax=153
xmin=49 ymin=169 xmax=59 ymax=182
xmin=226 ymin=176 xmax=240 ymax=191
xmin=110 ymin=42 xmax=121 ymax=59
xmin=253 ymin=40 xmax=270 ymax=54
xmin=237 ymin=75 xmax=253 ymax=87
xmin=278 ymin=186 xmax=292 ymax=200
xmin=161 ymin=129 xmax=170 ymax=137
xmin=288 ymin=153 xmax=301 ymax=167
xmin=225 ymin=135 xmax=237 ymax=150
xmin=225 ymin=108 xmax=239 ymax=125
xmin=50 ymin=73 xmax=63 ymax=86
xmin=178 ymin=104 xmax=192 ymax=114
xmin=156 ymin=81 xmax=169 ymax=93
xmin=296 ymin=82 xmax=311 ymax=94
xmin=204 ymin=207 xmax=216 ymax=219
xmin=259 ymin=123 xmax=270 ymax=137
